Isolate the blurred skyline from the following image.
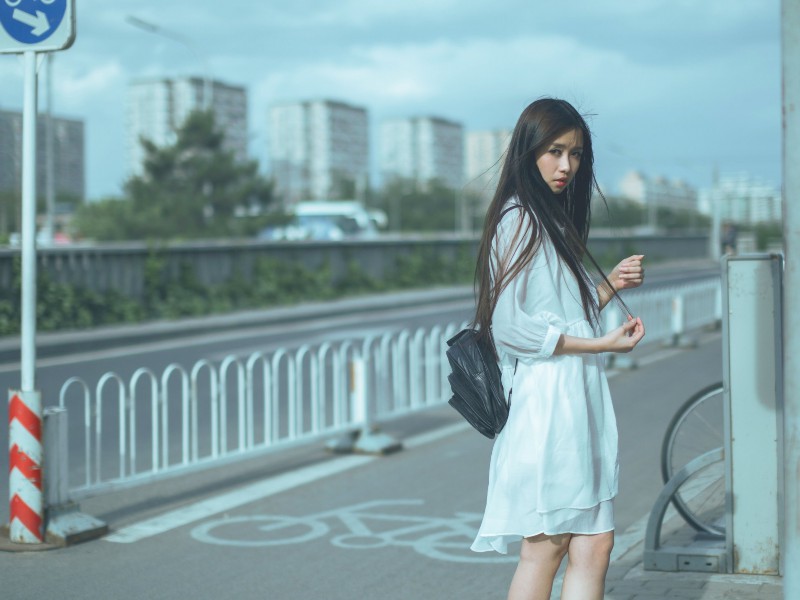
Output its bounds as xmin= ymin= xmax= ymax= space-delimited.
xmin=0 ymin=0 xmax=781 ymax=200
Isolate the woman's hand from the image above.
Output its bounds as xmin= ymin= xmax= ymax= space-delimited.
xmin=553 ymin=316 xmax=646 ymax=355
xmin=609 ymin=255 xmax=645 ymax=292
xmin=600 ymin=316 xmax=645 ymax=353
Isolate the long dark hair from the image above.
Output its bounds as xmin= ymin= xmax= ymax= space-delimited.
xmin=473 ymin=98 xmax=623 ymax=352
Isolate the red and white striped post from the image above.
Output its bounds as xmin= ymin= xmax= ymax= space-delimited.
xmin=8 ymin=392 xmax=43 ymax=542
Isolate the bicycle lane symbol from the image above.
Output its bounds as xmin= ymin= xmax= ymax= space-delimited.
xmin=190 ymin=499 xmax=517 ymax=564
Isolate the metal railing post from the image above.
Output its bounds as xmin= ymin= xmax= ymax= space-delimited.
xmin=42 ymin=407 xmax=107 ymax=545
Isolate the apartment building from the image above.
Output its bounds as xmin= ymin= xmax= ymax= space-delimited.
xmin=619 ymin=171 xmax=698 ymax=212
xmin=126 ymin=77 xmax=248 ymax=176
xmin=698 ymin=173 xmax=781 ymax=224
xmin=269 ymin=99 xmax=369 ymax=203
xmin=464 ymin=129 xmax=511 ymax=203
xmin=0 ymin=109 xmax=85 ymax=201
xmin=380 ymin=116 xmax=464 ymax=190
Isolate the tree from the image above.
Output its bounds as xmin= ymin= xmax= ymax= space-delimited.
xmin=74 ymin=110 xmax=276 ymax=241
xmin=369 ymin=178 xmax=481 ymax=232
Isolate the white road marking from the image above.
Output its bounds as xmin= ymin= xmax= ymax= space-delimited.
xmin=402 ymin=422 xmax=471 ymax=449
xmin=189 ymin=499 xmax=516 ymax=564
xmin=104 ymin=455 xmax=374 ymax=543
xmin=104 ymin=421 xmax=473 ymax=544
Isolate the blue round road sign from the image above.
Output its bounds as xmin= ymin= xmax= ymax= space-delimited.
xmin=0 ymin=0 xmax=66 ymax=45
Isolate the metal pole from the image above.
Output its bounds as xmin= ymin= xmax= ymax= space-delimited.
xmin=45 ymin=53 xmax=55 ymax=241
xmin=21 ymin=50 xmax=38 ymax=393
xmin=8 ymin=50 xmax=43 ymax=544
xmin=711 ymin=185 xmax=721 ymax=261
xmin=782 ymin=0 xmax=799 ymax=596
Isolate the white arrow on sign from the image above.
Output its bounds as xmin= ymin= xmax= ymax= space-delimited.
xmin=12 ymin=9 xmax=50 ymax=37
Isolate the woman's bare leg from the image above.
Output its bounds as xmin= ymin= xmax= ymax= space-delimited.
xmin=560 ymin=531 xmax=614 ymax=600
xmin=507 ymin=533 xmax=571 ymax=600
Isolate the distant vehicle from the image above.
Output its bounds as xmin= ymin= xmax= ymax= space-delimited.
xmin=7 ymin=228 xmax=72 ymax=247
xmin=258 ymin=201 xmax=387 ymax=241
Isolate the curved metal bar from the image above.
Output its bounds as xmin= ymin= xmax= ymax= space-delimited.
xmin=271 ymin=349 xmax=291 ymax=443
xmin=317 ymin=342 xmax=334 ymax=431
xmin=392 ymin=329 xmax=411 ymax=414
xmin=376 ymin=331 xmax=394 ymax=418
xmin=409 ymin=328 xmax=426 ymax=409
xmin=190 ymin=359 xmax=219 ymax=460
xmin=162 ymin=364 xmax=190 ymax=467
xmin=644 ymin=447 xmax=725 ymax=553
xmin=245 ymin=351 xmax=271 ymax=448
xmin=219 ymin=355 xmax=246 ymax=454
xmin=427 ymin=325 xmax=443 ymax=404
xmin=360 ymin=334 xmax=381 ymax=425
xmin=58 ymin=376 xmax=91 ymax=488
xmin=337 ymin=341 xmax=357 ymax=427
xmin=294 ymin=345 xmax=312 ymax=439
xmin=129 ymin=368 xmax=158 ymax=475
xmin=95 ymin=372 xmax=127 ymax=484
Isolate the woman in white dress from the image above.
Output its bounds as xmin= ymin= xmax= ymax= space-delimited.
xmin=470 ymin=98 xmax=646 ymax=600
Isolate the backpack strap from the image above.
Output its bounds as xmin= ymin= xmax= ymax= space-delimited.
xmin=507 ymin=359 xmax=518 ymax=407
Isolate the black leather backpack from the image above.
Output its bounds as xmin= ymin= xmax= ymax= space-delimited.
xmin=445 ymin=328 xmax=515 ymax=439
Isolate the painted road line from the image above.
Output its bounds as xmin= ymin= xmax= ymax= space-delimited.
xmin=104 ymin=455 xmax=375 ymax=543
xmin=402 ymin=422 xmax=471 ymax=450
xmin=104 ymin=421 xmax=473 ymax=544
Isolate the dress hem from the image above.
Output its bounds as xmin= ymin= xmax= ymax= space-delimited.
xmin=471 ymin=526 xmax=615 ymax=555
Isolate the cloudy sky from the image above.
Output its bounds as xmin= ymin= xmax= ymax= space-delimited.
xmin=0 ymin=0 xmax=782 ymax=200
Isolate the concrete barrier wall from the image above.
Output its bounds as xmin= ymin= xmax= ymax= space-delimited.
xmin=0 ymin=233 xmax=709 ymax=299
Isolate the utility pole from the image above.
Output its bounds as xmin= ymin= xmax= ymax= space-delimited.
xmin=781 ymin=0 xmax=799 ymax=596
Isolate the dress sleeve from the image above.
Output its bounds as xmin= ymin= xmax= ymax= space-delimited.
xmin=490 ymin=207 xmax=566 ymax=361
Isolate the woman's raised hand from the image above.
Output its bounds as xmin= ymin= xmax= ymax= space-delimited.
xmin=602 ymin=316 xmax=645 ymax=353
xmin=609 ymin=255 xmax=645 ymax=291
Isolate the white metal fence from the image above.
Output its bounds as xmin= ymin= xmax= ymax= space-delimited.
xmin=57 ymin=278 xmax=721 ymax=500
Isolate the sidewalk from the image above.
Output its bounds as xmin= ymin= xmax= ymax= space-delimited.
xmin=604 ymin=545 xmax=783 ymax=600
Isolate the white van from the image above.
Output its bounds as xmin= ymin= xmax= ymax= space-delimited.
xmin=260 ymin=201 xmax=386 ymax=241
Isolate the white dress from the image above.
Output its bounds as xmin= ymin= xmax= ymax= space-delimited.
xmin=471 ymin=204 xmax=619 ymax=555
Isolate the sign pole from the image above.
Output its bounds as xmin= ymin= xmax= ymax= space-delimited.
xmin=1 ymin=0 xmax=77 ymax=547
xmin=8 ymin=49 xmax=43 ymax=544
xmin=21 ymin=50 xmax=37 ymax=393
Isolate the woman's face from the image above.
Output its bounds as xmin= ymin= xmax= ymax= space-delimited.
xmin=535 ymin=128 xmax=584 ymax=194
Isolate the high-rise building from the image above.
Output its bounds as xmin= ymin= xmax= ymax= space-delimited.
xmin=619 ymin=171 xmax=697 ymax=211
xmin=269 ymin=99 xmax=369 ymax=204
xmin=464 ymin=129 xmax=511 ymax=203
xmin=380 ymin=116 xmax=464 ymax=190
xmin=0 ymin=109 xmax=85 ymax=201
xmin=126 ymin=77 xmax=248 ymax=176
xmin=698 ymin=173 xmax=781 ymax=224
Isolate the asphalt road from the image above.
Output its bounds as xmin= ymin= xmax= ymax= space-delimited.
xmin=1 ymin=330 xmax=723 ymax=599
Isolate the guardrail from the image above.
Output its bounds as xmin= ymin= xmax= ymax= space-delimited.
xmin=0 ymin=234 xmax=709 ymax=300
xmin=56 ymin=278 xmax=721 ymax=500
